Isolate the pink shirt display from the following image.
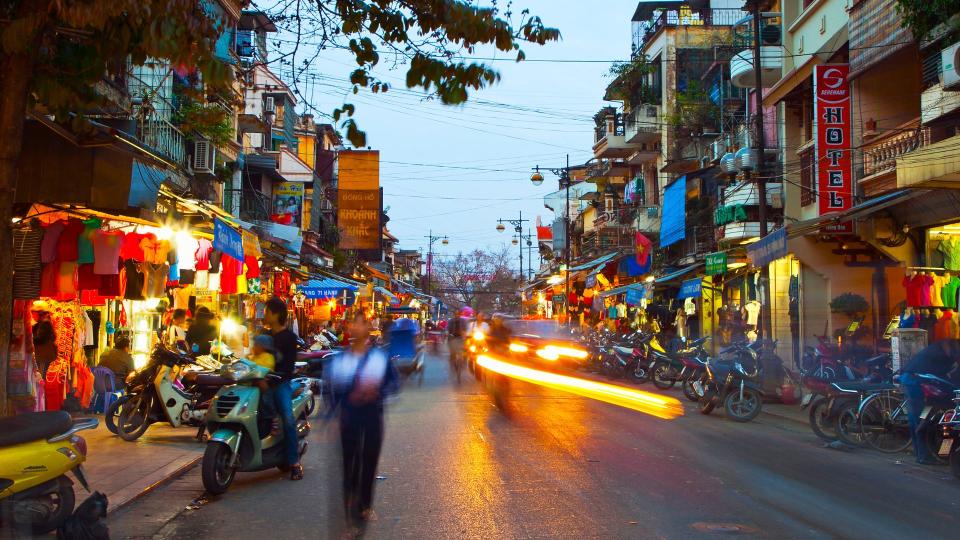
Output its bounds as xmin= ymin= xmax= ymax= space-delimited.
xmin=92 ymin=230 xmax=124 ymax=275
xmin=194 ymin=239 xmax=213 ymax=271
xmin=40 ymin=221 xmax=65 ymax=263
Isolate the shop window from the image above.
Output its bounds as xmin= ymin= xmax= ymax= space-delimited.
xmin=799 ymin=147 xmax=815 ymax=207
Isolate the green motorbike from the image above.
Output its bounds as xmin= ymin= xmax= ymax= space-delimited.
xmin=201 ymin=359 xmax=311 ymax=494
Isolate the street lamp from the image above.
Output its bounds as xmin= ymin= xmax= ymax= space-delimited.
xmin=530 ymin=168 xmax=544 ymax=186
xmin=512 ymin=237 xmax=519 ymax=246
xmin=496 ymin=223 xmax=506 ymax=233
xmin=442 ymin=238 xmax=449 ymax=245
xmin=531 ymin=154 xmax=574 ymax=325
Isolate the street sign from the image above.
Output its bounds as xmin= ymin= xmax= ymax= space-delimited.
xmin=213 ymin=218 xmax=243 ymax=260
xmin=705 ymin=252 xmax=727 ymax=276
xmin=677 ymin=278 xmax=702 ymax=299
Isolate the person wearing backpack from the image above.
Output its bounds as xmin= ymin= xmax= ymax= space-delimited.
xmin=328 ymin=312 xmax=399 ymax=529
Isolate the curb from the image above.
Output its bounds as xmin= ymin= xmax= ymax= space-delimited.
xmin=760 ymin=407 xmax=809 ymax=428
xmin=106 ymin=454 xmax=202 ymax=515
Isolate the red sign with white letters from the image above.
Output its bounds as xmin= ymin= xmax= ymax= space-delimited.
xmin=814 ymin=64 xmax=853 ymax=233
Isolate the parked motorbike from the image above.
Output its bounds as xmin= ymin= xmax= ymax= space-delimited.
xmin=937 ymin=389 xmax=960 ymax=478
xmin=202 ymin=359 xmax=312 ymax=494
xmin=650 ymin=336 xmax=710 ymax=393
xmin=0 ymin=412 xmax=98 ymax=534
xmin=115 ymin=345 xmax=230 ymax=442
xmin=916 ymin=373 xmax=960 ymax=464
xmin=697 ymin=341 xmax=763 ymax=422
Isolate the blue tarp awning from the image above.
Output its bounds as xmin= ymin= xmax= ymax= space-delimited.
xmin=568 ymin=252 xmax=618 ymax=273
xmin=600 ymin=282 xmax=645 ymax=298
xmin=654 ymin=263 xmax=704 ymax=284
xmin=660 ymin=176 xmax=686 ymax=247
xmin=299 ymin=277 xmax=359 ymax=299
xmin=375 ymin=286 xmax=399 ymax=303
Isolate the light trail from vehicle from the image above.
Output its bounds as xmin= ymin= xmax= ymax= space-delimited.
xmin=476 ymin=355 xmax=684 ymax=420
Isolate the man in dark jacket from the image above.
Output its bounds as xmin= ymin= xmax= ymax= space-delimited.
xmin=98 ymin=336 xmax=135 ymax=387
xmin=900 ymin=339 xmax=960 ymax=464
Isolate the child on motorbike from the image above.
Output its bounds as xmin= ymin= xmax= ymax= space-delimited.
xmin=250 ymin=334 xmax=280 ymax=436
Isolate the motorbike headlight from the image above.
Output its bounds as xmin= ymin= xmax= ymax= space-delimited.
xmin=222 ymin=361 xmax=251 ymax=381
xmin=734 ymin=362 xmax=745 ymax=375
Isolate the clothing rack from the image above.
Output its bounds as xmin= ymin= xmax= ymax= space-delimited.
xmin=907 ymin=266 xmax=946 ymax=271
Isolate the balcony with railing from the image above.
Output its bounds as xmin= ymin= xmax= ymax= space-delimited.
xmin=239 ymin=190 xmax=272 ymax=222
xmin=625 ymin=104 xmax=661 ymax=145
xmin=860 ymin=119 xmax=932 ymax=196
xmin=593 ymin=110 xmax=638 ymax=160
xmin=632 ymin=6 xmax=745 ymax=56
xmin=138 ymin=115 xmax=187 ymax=169
xmin=730 ymin=13 xmax=783 ymax=88
xmin=580 ymin=222 xmax=635 ymax=257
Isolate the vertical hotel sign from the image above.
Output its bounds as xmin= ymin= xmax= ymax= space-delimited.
xmin=337 ymin=150 xmax=381 ymax=250
xmin=814 ymin=64 xmax=853 ymax=233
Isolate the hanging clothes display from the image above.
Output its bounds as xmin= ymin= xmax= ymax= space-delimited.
xmin=92 ymin=230 xmax=124 ymax=275
xmin=40 ymin=220 xmax=65 ymax=264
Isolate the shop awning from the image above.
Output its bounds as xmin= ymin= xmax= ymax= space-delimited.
xmin=600 ymin=282 xmax=645 ymax=298
xmin=654 ymin=263 xmax=704 ymax=285
xmin=567 ymin=252 xmax=618 ymax=273
xmin=298 ymin=277 xmax=359 ymax=299
xmin=375 ymin=286 xmax=399 ymax=303
xmin=787 ymin=189 xmax=927 ymax=238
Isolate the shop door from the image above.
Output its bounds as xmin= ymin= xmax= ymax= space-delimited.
xmin=801 ymin=265 xmax=830 ymax=361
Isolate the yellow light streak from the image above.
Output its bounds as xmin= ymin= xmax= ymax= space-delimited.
xmin=535 ymin=348 xmax=560 ymax=361
xmin=476 ymin=355 xmax=683 ymax=420
xmin=508 ymin=343 xmax=529 ymax=353
xmin=543 ymin=344 xmax=589 ymax=360
xmin=473 ymin=331 xmax=485 ymax=341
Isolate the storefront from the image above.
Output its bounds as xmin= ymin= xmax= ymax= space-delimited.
xmin=7 ymin=201 xmax=268 ymax=413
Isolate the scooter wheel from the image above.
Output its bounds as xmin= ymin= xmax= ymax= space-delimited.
xmin=651 ymin=362 xmax=676 ymax=390
xmin=202 ymin=442 xmax=236 ymax=495
xmin=105 ymin=394 xmax=129 ymax=434
xmin=117 ymin=393 xmax=153 ymax=441
xmin=6 ymin=475 xmax=76 ymax=535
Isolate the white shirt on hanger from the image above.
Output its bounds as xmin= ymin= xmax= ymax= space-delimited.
xmin=744 ymin=301 xmax=761 ymax=326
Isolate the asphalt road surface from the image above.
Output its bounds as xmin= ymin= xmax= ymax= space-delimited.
xmin=109 ymin=352 xmax=960 ymax=539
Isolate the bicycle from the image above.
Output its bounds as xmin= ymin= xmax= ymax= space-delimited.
xmin=857 ymin=388 xmax=912 ymax=453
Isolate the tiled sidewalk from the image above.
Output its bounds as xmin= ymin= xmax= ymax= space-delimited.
xmin=78 ymin=418 xmax=204 ymax=513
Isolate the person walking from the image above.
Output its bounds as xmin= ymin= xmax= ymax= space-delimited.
xmin=328 ymin=312 xmax=399 ymax=529
xmin=900 ymin=339 xmax=960 ymax=464
xmin=263 ymin=297 xmax=304 ymax=480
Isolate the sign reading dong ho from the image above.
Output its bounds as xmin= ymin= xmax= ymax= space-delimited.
xmin=338 ymin=150 xmax=381 ymax=250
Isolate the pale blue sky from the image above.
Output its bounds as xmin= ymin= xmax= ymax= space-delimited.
xmin=269 ymin=0 xmax=640 ymax=271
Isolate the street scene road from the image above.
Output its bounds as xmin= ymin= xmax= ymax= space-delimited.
xmin=108 ymin=354 xmax=960 ymax=540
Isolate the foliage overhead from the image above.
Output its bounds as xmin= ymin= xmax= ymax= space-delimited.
xmin=434 ymin=247 xmax=519 ymax=313
xmin=274 ymin=0 xmax=560 ymax=146
xmin=829 ymin=293 xmax=870 ymax=316
xmin=895 ymin=0 xmax=960 ymax=41
xmin=0 ymin=0 xmax=228 ymax=124
xmin=604 ymin=55 xmax=656 ymax=106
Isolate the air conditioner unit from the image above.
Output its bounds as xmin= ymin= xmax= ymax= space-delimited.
xmin=191 ymin=139 xmax=216 ymax=175
xmin=264 ymin=96 xmax=275 ymax=113
xmin=942 ymin=41 xmax=960 ymax=90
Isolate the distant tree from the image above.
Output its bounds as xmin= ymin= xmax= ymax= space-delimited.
xmin=896 ymin=0 xmax=960 ymax=41
xmin=0 ymin=0 xmax=557 ymax=413
xmin=434 ymin=247 xmax=519 ymax=314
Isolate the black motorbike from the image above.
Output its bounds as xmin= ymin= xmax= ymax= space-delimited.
xmin=697 ymin=341 xmax=763 ymax=422
xmin=649 ymin=336 xmax=710 ymax=396
xmin=937 ymin=389 xmax=960 ymax=478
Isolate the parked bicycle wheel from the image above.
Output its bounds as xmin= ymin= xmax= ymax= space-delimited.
xmin=835 ymin=401 xmax=866 ymax=447
xmin=858 ymin=392 xmax=911 ymax=454
xmin=807 ymin=397 xmax=838 ymax=442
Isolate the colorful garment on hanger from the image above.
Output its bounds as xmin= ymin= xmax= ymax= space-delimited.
xmin=219 ymin=254 xmax=241 ymax=295
xmin=14 ymin=225 xmax=43 ymax=299
xmin=77 ymin=218 xmax=101 ymax=264
xmin=944 ymin=276 xmax=960 ymax=309
xmin=122 ymin=260 xmax=145 ymax=300
xmin=40 ymin=220 xmax=65 ymax=263
xmin=194 ymin=239 xmax=213 ymax=271
xmin=938 ymin=237 xmax=960 ymax=270
xmin=92 ymin=230 xmax=124 ymax=275
xmin=932 ymin=274 xmax=947 ymax=307
xmin=904 ymin=275 xmax=923 ymax=307
xmin=918 ymin=274 xmax=934 ymax=306
xmin=56 ymin=219 xmax=85 ymax=262
xmin=120 ymin=232 xmax=150 ymax=262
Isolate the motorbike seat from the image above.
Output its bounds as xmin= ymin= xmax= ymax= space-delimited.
xmin=182 ymin=371 xmax=233 ymax=387
xmin=0 ymin=411 xmax=73 ymax=447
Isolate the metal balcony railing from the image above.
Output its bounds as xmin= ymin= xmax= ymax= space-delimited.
xmin=239 ymin=192 xmax=271 ymax=222
xmin=139 ymin=117 xmax=187 ymax=168
xmin=594 ymin=113 xmax=625 ymax=143
xmin=633 ymin=8 xmax=745 ymax=53
xmin=862 ymin=119 xmax=932 ymax=178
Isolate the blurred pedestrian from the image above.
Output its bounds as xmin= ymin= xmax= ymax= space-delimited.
xmin=263 ymin=297 xmax=304 ymax=480
xmin=329 ymin=312 xmax=399 ymax=528
xmin=900 ymin=339 xmax=960 ymax=464
xmin=186 ymin=306 xmax=218 ymax=355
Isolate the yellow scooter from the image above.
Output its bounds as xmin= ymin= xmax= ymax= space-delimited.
xmin=0 ymin=411 xmax=98 ymax=535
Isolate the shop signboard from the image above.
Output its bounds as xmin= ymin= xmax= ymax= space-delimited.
xmin=714 ymin=204 xmax=747 ymax=226
xmin=272 ymin=182 xmax=304 ymax=228
xmin=338 ymin=150 xmax=382 ymax=252
xmin=705 ymin=252 xmax=728 ymax=276
xmin=747 ymin=227 xmax=787 ymax=267
xmin=814 ymin=64 xmax=853 ymax=234
xmin=677 ymin=278 xmax=702 ymax=299
xmin=213 ymin=218 xmax=244 ymax=260
xmin=625 ymin=287 xmax=644 ymax=306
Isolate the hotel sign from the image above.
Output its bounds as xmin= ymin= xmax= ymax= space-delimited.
xmin=814 ymin=64 xmax=853 ymax=233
